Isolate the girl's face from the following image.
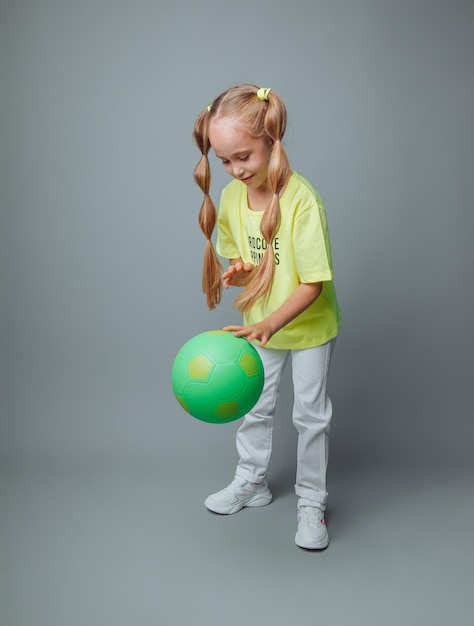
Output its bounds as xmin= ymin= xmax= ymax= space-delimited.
xmin=208 ymin=120 xmax=272 ymax=192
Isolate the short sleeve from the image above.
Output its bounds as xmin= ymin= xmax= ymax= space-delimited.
xmin=216 ymin=188 xmax=240 ymax=260
xmin=293 ymin=202 xmax=334 ymax=283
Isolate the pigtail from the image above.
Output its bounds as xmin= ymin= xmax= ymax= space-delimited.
xmin=193 ymin=110 xmax=223 ymax=310
xmin=234 ymin=91 xmax=291 ymax=313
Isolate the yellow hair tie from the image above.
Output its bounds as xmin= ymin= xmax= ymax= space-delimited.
xmin=207 ymin=104 xmax=212 ymax=112
xmin=257 ymin=87 xmax=271 ymax=101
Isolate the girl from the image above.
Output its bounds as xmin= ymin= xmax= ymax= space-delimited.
xmin=193 ymin=84 xmax=341 ymax=550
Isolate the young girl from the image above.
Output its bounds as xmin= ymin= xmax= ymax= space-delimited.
xmin=193 ymin=84 xmax=341 ymax=550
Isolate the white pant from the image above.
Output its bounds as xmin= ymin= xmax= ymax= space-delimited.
xmin=235 ymin=339 xmax=336 ymax=507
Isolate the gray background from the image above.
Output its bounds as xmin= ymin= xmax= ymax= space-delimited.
xmin=1 ymin=1 xmax=473 ymax=625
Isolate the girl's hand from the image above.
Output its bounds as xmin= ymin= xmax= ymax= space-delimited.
xmin=222 ymin=261 xmax=254 ymax=289
xmin=224 ymin=321 xmax=274 ymax=347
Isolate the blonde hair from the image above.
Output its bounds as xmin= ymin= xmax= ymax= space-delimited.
xmin=193 ymin=84 xmax=291 ymax=312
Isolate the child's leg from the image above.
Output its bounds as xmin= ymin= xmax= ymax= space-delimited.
xmin=235 ymin=346 xmax=289 ymax=484
xmin=291 ymin=339 xmax=336 ymax=506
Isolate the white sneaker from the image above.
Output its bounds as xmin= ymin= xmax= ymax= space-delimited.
xmin=295 ymin=501 xmax=329 ymax=550
xmin=204 ymin=476 xmax=272 ymax=515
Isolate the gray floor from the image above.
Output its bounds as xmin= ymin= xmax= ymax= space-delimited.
xmin=2 ymin=452 xmax=473 ymax=626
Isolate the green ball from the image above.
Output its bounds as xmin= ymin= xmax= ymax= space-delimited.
xmin=171 ymin=330 xmax=265 ymax=424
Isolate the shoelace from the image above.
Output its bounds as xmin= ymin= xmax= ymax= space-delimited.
xmin=298 ymin=506 xmax=324 ymax=526
xmin=225 ymin=478 xmax=249 ymax=495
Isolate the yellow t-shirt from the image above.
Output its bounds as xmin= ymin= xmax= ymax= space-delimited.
xmin=216 ymin=171 xmax=342 ymax=350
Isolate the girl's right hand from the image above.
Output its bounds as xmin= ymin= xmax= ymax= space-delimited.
xmin=222 ymin=261 xmax=254 ymax=289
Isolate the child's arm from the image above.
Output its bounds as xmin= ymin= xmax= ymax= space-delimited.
xmin=224 ymin=282 xmax=323 ymax=347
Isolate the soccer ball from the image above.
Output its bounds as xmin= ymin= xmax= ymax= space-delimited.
xmin=171 ymin=330 xmax=265 ymax=424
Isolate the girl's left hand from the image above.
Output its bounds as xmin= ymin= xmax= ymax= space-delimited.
xmin=223 ymin=321 xmax=274 ymax=347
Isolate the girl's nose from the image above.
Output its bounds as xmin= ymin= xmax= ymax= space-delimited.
xmin=232 ymin=163 xmax=245 ymax=178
